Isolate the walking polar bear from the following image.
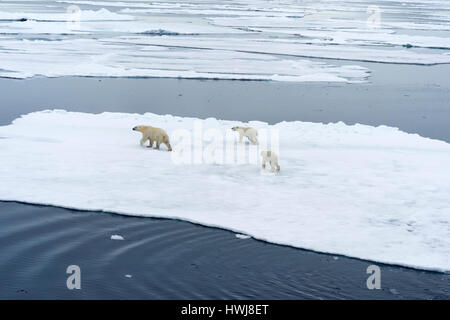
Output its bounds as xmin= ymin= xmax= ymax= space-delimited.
xmin=231 ymin=126 xmax=258 ymax=145
xmin=132 ymin=125 xmax=172 ymax=151
xmin=261 ymin=151 xmax=280 ymax=172
xmin=132 ymin=124 xmax=280 ymax=172
xmin=231 ymin=126 xmax=280 ymax=172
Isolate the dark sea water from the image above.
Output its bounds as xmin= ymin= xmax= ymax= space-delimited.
xmin=0 ymin=62 xmax=449 ymax=141
xmin=0 ymin=202 xmax=448 ymax=299
xmin=0 ymin=62 xmax=449 ymax=299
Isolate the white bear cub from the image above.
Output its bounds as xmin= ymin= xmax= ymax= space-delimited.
xmin=261 ymin=151 xmax=280 ymax=172
xmin=232 ymin=126 xmax=258 ymax=145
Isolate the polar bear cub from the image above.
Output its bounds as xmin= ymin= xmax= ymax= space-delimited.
xmin=132 ymin=125 xmax=172 ymax=151
xmin=261 ymin=151 xmax=280 ymax=172
xmin=232 ymin=126 xmax=258 ymax=145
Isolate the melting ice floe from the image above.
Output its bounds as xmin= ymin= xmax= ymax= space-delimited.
xmin=0 ymin=38 xmax=369 ymax=81
xmin=0 ymin=110 xmax=449 ymax=272
xmin=0 ymin=0 xmax=450 ymax=81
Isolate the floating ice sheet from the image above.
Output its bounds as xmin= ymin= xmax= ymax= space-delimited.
xmin=0 ymin=38 xmax=369 ymax=82
xmin=0 ymin=110 xmax=449 ymax=272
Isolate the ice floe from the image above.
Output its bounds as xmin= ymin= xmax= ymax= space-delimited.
xmin=0 ymin=110 xmax=449 ymax=272
xmin=0 ymin=38 xmax=370 ymax=81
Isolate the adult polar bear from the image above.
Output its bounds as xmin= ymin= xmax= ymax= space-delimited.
xmin=231 ymin=126 xmax=259 ymax=145
xmin=132 ymin=125 xmax=172 ymax=151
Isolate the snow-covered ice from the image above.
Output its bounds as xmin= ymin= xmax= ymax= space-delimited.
xmin=110 ymin=234 xmax=125 ymax=240
xmin=0 ymin=0 xmax=450 ymax=81
xmin=0 ymin=110 xmax=449 ymax=272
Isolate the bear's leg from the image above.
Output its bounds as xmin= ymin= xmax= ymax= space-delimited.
xmin=147 ymin=139 xmax=154 ymax=148
xmin=164 ymin=142 xmax=172 ymax=152
xmin=239 ymin=132 xmax=243 ymax=143
xmin=155 ymin=141 xmax=160 ymax=149
xmin=262 ymin=159 xmax=266 ymax=169
xmin=270 ymin=160 xmax=276 ymax=172
xmin=140 ymin=137 xmax=147 ymax=147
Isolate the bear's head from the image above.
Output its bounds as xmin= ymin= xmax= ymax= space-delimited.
xmin=132 ymin=125 xmax=147 ymax=133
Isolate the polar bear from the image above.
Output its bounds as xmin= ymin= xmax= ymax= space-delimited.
xmin=231 ymin=126 xmax=258 ymax=145
xmin=132 ymin=125 xmax=172 ymax=151
xmin=261 ymin=151 xmax=280 ymax=172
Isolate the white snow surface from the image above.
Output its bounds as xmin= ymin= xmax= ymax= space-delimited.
xmin=1 ymin=0 xmax=450 ymax=81
xmin=0 ymin=110 xmax=449 ymax=272
xmin=111 ymin=234 xmax=125 ymax=240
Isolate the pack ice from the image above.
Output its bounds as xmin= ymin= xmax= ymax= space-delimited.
xmin=1 ymin=0 xmax=450 ymax=81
